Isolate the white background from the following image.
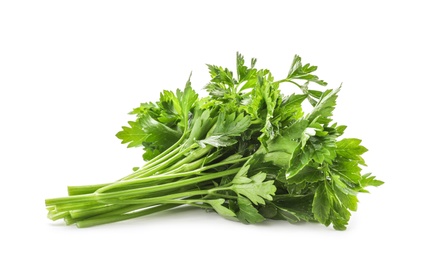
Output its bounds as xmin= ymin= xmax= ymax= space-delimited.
xmin=1 ymin=0 xmax=419 ymax=259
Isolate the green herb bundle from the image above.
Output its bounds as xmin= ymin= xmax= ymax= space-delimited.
xmin=45 ymin=53 xmax=383 ymax=230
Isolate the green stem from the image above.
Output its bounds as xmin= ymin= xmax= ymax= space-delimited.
xmin=75 ymin=204 xmax=180 ymax=228
xmin=66 ymin=152 xmax=246 ymax=199
xmin=96 ymin=170 xmax=198 ymax=194
xmin=165 ymin=145 xmax=214 ymax=172
xmin=69 ymin=204 xmax=127 ymax=219
xmin=67 ymin=183 xmax=109 ymax=196
xmin=96 ymin=167 xmax=240 ymax=200
xmin=45 ymin=193 xmax=95 ymax=206
xmin=119 ymin=146 xmax=183 ymax=180
xmin=68 ymin=203 xmax=160 ymax=223
xmin=97 ymin=190 xmax=210 ymax=205
xmin=48 ymin=210 xmax=69 ymax=221
xmin=122 ymin=143 xmax=199 ymax=180
xmin=96 ymin=157 xmax=248 ymax=194
xmin=54 ymin=202 xmax=101 ymax=212
xmin=45 ymin=167 xmax=240 ymax=206
xmin=278 ymin=78 xmax=302 ymax=89
xmin=140 ymin=132 xmax=187 ymax=170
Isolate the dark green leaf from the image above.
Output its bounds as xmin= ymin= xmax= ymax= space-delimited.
xmin=287 ymin=165 xmax=325 ymax=184
xmin=268 ymin=194 xmax=315 ymax=222
xmin=206 ymin=199 xmax=237 ymax=220
xmin=139 ymin=114 xmax=182 ymax=147
xmin=307 ymin=87 xmax=341 ymax=125
xmin=287 ymin=55 xmax=327 ymax=86
xmin=199 ymin=112 xmax=251 ymax=148
xmin=237 ymin=196 xmax=265 ymax=224
xmin=312 ymin=183 xmax=331 ymax=225
xmin=176 ymin=76 xmax=199 ymax=130
xmin=336 ymin=138 xmax=368 ymax=165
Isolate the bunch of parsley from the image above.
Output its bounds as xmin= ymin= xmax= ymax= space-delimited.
xmin=45 ymin=53 xmax=382 ymax=230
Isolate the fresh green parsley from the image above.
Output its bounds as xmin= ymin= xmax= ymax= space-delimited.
xmin=45 ymin=53 xmax=383 ymax=230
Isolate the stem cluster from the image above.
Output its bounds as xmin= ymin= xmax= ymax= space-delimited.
xmin=46 ymin=140 xmax=250 ymax=227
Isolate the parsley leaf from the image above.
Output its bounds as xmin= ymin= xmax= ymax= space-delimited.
xmin=115 ymin=121 xmax=149 ymax=148
xmin=199 ymin=112 xmax=251 ymax=148
xmin=287 ymin=55 xmax=327 ymax=86
xmin=237 ymin=196 xmax=265 ymax=224
xmin=230 ymin=170 xmax=276 ymax=205
xmin=312 ymin=182 xmax=331 ymax=225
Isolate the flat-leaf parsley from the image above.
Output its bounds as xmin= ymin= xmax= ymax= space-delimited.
xmin=45 ymin=53 xmax=383 ymax=230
